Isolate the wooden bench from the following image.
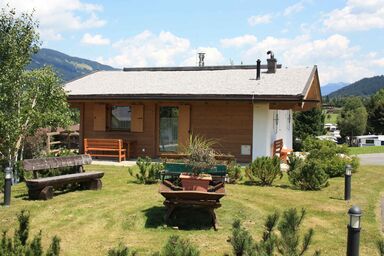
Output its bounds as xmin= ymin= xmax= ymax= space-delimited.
xmin=272 ymin=139 xmax=293 ymax=162
xmin=84 ymin=138 xmax=132 ymax=162
xmin=160 ymin=163 xmax=228 ymax=182
xmin=23 ymin=155 xmax=104 ymax=200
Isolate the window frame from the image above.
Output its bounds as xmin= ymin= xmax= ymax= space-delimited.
xmin=108 ymin=104 xmax=132 ymax=131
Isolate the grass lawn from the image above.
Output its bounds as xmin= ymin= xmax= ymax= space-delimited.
xmin=1 ymin=164 xmax=384 ymax=255
xmin=324 ymin=113 xmax=338 ymax=124
xmin=348 ymin=146 xmax=384 ymax=155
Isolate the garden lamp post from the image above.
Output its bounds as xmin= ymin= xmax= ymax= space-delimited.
xmin=4 ymin=167 xmax=12 ymax=206
xmin=345 ymin=164 xmax=352 ymax=201
xmin=347 ymin=205 xmax=362 ymax=256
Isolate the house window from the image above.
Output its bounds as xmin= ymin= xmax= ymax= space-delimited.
xmin=110 ymin=106 xmax=131 ymax=130
xmin=159 ymin=106 xmax=179 ymax=152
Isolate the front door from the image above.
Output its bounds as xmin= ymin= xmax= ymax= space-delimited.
xmin=158 ymin=105 xmax=190 ymax=154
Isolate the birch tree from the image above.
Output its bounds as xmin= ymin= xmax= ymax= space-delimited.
xmin=0 ymin=6 xmax=71 ymax=168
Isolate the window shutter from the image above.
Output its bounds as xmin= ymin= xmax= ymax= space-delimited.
xmin=93 ymin=103 xmax=106 ymax=131
xmin=178 ymin=105 xmax=191 ymax=148
xmin=131 ymin=105 xmax=144 ymax=132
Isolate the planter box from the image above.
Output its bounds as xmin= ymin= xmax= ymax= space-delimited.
xmin=179 ymin=174 xmax=212 ymax=192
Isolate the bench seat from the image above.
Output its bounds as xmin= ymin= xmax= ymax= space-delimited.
xmin=26 ymin=172 xmax=104 ymax=190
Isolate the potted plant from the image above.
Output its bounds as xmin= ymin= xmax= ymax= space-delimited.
xmin=179 ymin=134 xmax=217 ymax=191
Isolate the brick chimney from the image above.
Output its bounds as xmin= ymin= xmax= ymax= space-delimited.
xmin=266 ymin=50 xmax=277 ymax=73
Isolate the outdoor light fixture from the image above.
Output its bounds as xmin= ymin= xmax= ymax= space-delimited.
xmin=346 ymin=164 xmax=352 ymax=176
xmin=347 ymin=205 xmax=362 ymax=256
xmin=3 ymin=167 xmax=12 ymax=206
xmin=348 ymin=205 xmax=362 ymax=229
xmin=345 ymin=164 xmax=352 ymax=201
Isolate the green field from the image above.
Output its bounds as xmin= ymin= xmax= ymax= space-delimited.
xmin=324 ymin=113 xmax=339 ymax=124
xmin=1 ymin=164 xmax=383 ymax=255
xmin=348 ymin=146 xmax=384 ymax=155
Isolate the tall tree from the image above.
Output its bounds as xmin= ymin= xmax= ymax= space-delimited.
xmin=367 ymin=89 xmax=384 ymax=134
xmin=293 ymin=108 xmax=325 ymax=150
xmin=337 ymin=97 xmax=367 ymax=145
xmin=0 ymin=6 xmax=71 ymax=168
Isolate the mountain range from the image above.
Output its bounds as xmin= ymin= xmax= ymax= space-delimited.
xmin=28 ymin=48 xmax=116 ymax=82
xmin=321 ymin=82 xmax=348 ymax=96
xmin=328 ymin=75 xmax=384 ymax=98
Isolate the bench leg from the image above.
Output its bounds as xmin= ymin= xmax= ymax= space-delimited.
xmin=29 ymin=186 xmax=54 ymax=200
xmin=208 ymin=208 xmax=218 ymax=231
xmin=164 ymin=204 xmax=176 ymax=223
xmin=84 ymin=179 xmax=102 ymax=190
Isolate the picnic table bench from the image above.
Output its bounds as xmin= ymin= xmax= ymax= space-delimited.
xmin=273 ymin=139 xmax=293 ymax=162
xmin=84 ymin=138 xmax=136 ymax=162
xmin=23 ymin=155 xmax=104 ymax=200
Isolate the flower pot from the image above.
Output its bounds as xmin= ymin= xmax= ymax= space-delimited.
xmin=179 ymin=174 xmax=212 ymax=192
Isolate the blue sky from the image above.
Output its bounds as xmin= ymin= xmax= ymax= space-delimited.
xmin=2 ymin=0 xmax=384 ymax=84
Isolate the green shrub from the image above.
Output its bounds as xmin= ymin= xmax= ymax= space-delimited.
xmin=227 ymin=161 xmax=242 ymax=184
xmin=287 ymin=156 xmax=329 ymax=190
xmin=277 ymin=208 xmax=320 ymax=256
xmin=0 ymin=210 xmax=60 ymax=256
xmin=245 ymin=156 xmax=282 ymax=186
xmin=229 ymin=219 xmax=255 ymax=256
xmin=161 ymin=235 xmax=200 ymax=256
xmin=377 ymin=239 xmax=384 ymax=256
xmin=229 ymin=209 xmax=320 ymax=256
xmin=107 ymin=243 xmax=136 ymax=256
xmin=184 ymin=134 xmax=217 ymax=175
xmin=303 ymin=137 xmax=360 ymax=177
xmin=128 ymin=157 xmax=163 ymax=184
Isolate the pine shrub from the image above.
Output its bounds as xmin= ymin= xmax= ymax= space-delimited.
xmin=227 ymin=161 xmax=242 ymax=184
xmin=107 ymin=243 xmax=136 ymax=256
xmin=128 ymin=157 xmax=163 ymax=184
xmin=229 ymin=219 xmax=255 ymax=256
xmin=245 ymin=156 xmax=282 ymax=186
xmin=377 ymin=239 xmax=384 ymax=256
xmin=161 ymin=235 xmax=200 ymax=256
xmin=287 ymin=157 xmax=329 ymax=190
xmin=0 ymin=210 xmax=60 ymax=256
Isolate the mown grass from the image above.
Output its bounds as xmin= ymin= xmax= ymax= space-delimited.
xmin=324 ymin=113 xmax=338 ymax=124
xmin=0 ymin=164 xmax=383 ymax=255
xmin=348 ymin=146 xmax=384 ymax=155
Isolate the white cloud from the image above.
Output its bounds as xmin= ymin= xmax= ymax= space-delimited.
xmin=99 ymin=30 xmax=226 ymax=68
xmin=323 ymin=0 xmax=384 ymax=31
xmin=220 ymin=35 xmax=257 ymax=48
xmin=102 ymin=31 xmax=191 ymax=67
xmin=1 ymin=0 xmax=106 ymax=41
xmin=283 ymin=2 xmax=304 ymax=16
xmin=231 ymin=33 xmax=377 ymax=84
xmin=248 ymin=14 xmax=272 ymax=26
xmin=81 ymin=33 xmax=110 ymax=45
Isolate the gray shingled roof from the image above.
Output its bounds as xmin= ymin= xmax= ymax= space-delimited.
xmin=64 ymin=66 xmax=316 ymax=99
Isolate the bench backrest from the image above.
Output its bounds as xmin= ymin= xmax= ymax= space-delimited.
xmin=272 ymin=139 xmax=283 ymax=156
xmin=84 ymin=138 xmax=123 ymax=149
xmin=163 ymin=163 xmax=227 ymax=176
xmin=23 ymin=155 xmax=92 ymax=172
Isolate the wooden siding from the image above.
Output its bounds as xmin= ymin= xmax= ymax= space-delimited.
xmin=78 ymin=100 xmax=253 ymax=162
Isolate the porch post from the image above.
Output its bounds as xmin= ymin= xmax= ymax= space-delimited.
xmin=252 ymin=103 xmax=273 ymax=160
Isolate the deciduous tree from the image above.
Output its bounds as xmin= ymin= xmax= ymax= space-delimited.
xmin=337 ymin=97 xmax=367 ymax=145
xmin=0 ymin=6 xmax=71 ymax=168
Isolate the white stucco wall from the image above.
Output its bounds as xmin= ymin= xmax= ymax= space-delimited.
xmin=252 ymin=105 xmax=293 ymax=160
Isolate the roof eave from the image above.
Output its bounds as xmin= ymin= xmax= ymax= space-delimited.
xmin=67 ymin=94 xmax=305 ymax=102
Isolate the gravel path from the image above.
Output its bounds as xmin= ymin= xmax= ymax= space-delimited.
xmin=357 ymin=153 xmax=384 ymax=165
